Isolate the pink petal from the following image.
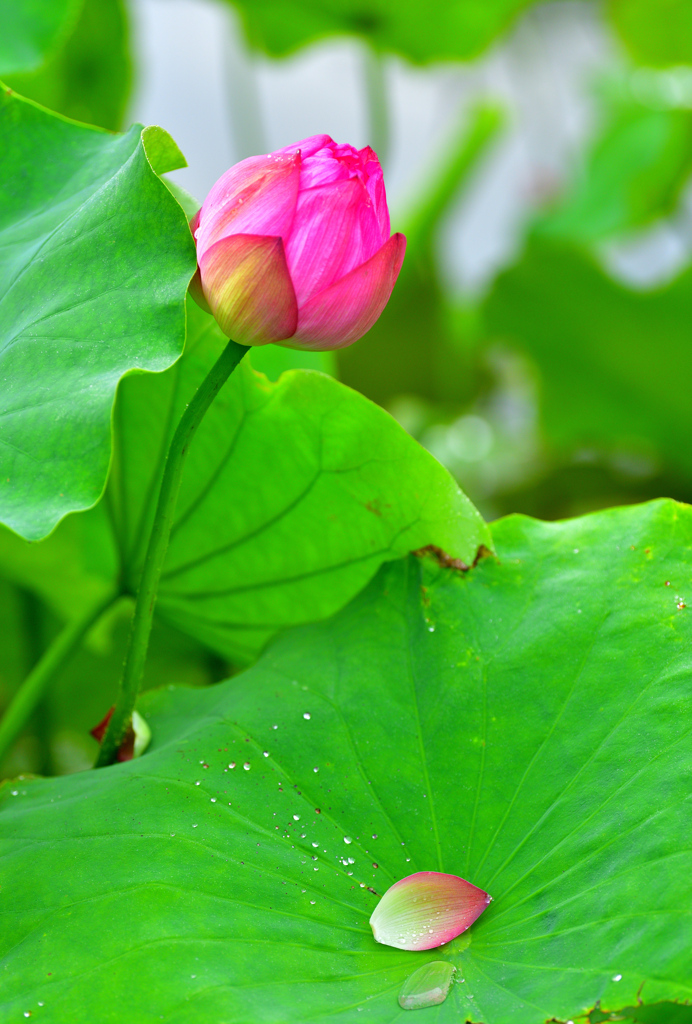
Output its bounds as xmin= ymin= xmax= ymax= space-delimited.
xmin=358 ymin=145 xmax=390 ymax=240
xmin=274 ymin=134 xmax=333 ymax=160
xmin=196 ymin=151 xmax=301 ymax=258
xmin=188 ymin=266 xmax=211 ymax=315
xmin=199 ymin=233 xmax=298 ymax=345
xmin=289 ymin=232 xmax=406 ymax=350
xmin=285 ymin=178 xmax=382 ymax=306
xmin=369 ymin=870 xmax=491 ymax=951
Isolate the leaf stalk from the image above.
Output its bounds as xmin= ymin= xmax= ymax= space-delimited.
xmin=95 ymin=336 xmax=248 ymax=767
xmin=0 ymin=590 xmax=119 ymax=765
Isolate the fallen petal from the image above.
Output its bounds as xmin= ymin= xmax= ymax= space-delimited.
xmin=399 ymin=961 xmax=456 ymax=1010
xmin=370 ymin=870 xmax=491 ymax=951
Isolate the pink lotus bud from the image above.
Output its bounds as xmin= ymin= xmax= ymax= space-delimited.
xmin=190 ymin=135 xmax=406 ymax=350
xmin=369 ymin=871 xmax=491 ymax=951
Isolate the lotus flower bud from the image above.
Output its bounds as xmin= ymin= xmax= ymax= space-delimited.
xmin=370 ymin=870 xmax=491 ymax=951
xmin=189 ymin=135 xmax=406 ymax=350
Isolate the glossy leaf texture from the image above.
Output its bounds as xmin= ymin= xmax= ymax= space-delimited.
xmin=110 ymin=301 xmax=490 ymax=662
xmin=4 ymin=0 xmax=132 ymax=130
xmin=0 ymin=300 xmax=488 ymax=664
xmin=0 ymin=86 xmax=196 ymax=540
xmin=484 ymin=234 xmax=692 ymax=481
xmin=0 ymin=0 xmax=80 ymax=75
xmin=228 ymin=0 xmax=570 ymax=63
xmin=2 ymin=499 xmax=690 ymax=1022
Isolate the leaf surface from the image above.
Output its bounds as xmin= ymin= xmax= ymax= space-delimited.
xmin=1 ymin=499 xmax=689 ymax=1022
xmin=0 ymin=87 xmax=196 ymax=539
xmin=111 ymin=302 xmax=490 ymax=662
xmin=4 ymin=0 xmax=132 ymax=130
xmin=0 ymin=0 xmax=80 ymax=75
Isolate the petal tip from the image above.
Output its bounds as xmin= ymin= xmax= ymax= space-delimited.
xmin=369 ymin=870 xmax=490 ymax=951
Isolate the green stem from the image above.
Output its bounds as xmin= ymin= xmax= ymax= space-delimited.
xmin=95 ymin=337 xmax=249 ymax=768
xmin=0 ymin=590 xmax=118 ymax=766
xmin=363 ymin=44 xmax=389 ymax=168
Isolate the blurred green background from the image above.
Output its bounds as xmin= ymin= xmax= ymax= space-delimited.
xmin=3 ymin=0 xmax=692 ymax=781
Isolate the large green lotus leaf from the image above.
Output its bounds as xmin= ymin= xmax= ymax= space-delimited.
xmin=230 ymin=0 xmax=568 ymax=63
xmin=483 ymin=234 xmax=692 ymax=479
xmin=609 ymin=0 xmax=692 ymax=66
xmin=108 ymin=300 xmax=489 ymax=662
xmin=0 ymin=0 xmax=80 ymax=75
xmin=0 ymin=300 xmax=487 ymax=665
xmin=1 ymin=498 xmax=689 ymax=1021
xmin=0 ymin=86 xmax=196 ymax=541
xmin=5 ymin=0 xmax=131 ymax=130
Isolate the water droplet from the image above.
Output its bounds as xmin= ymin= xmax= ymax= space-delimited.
xmin=192 ymin=824 xmax=198 ymax=828
xmin=210 ymin=798 xmax=216 ymax=803
xmin=427 ymin=625 xmax=435 ymax=633
xmin=312 ymin=842 xmax=319 ymax=848
xmin=665 ymin=581 xmax=671 ymax=586
xmin=372 ymin=834 xmax=378 ymax=840
xmin=11 ymin=791 xmax=18 ymax=796
xmin=313 ymin=767 xmax=319 ymax=773
xmin=170 ymin=833 xmax=175 ymax=837
xmin=38 ymin=1004 xmax=44 ymax=1008
xmin=293 ymin=814 xmax=300 ymax=821
xmin=303 ymin=713 xmax=311 ymax=720
xmin=612 ymin=974 xmax=622 ymax=982
xmin=310 ymin=900 xmax=316 ymax=905
xmin=314 ymin=866 xmax=319 ymax=871
xmin=229 ymin=762 xmax=236 ymax=769
xmin=263 ymin=751 xmax=269 ymax=757
xmin=194 ymin=781 xmax=201 ymax=786
xmin=243 ymin=762 xmax=251 ymax=770
xmin=24 ymin=1014 xmax=32 ymax=1018
xmin=344 ymin=836 xmax=352 ymax=844
xmin=348 ymin=857 xmax=354 ymax=864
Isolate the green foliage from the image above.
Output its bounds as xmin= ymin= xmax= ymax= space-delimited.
xmin=0 ymin=301 xmax=489 ymax=665
xmin=609 ymin=0 xmax=692 ymax=67
xmin=537 ymin=77 xmax=692 ymax=244
xmin=4 ymin=0 xmax=131 ymax=130
xmin=0 ymin=86 xmax=196 ymax=541
xmin=0 ymin=0 xmax=80 ymax=75
xmin=2 ymin=499 xmax=690 ymax=1021
xmin=229 ymin=0 xmax=566 ymax=62
xmin=484 ymin=234 xmax=692 ymax=480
